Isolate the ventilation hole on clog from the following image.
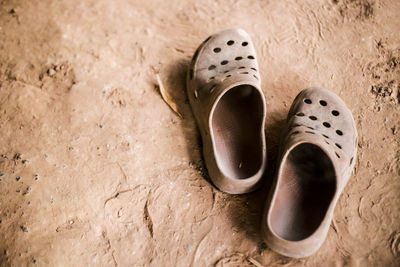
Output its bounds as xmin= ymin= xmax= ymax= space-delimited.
xmin=305 ymin=131 xmax=315 ymax=134
xmin=332 ymin=110 xmax=340 ymax=116
xmin=325 ymin=140 xmax=330 ymax=145
xmin=350 ymin=157 xmax=354 ymax=165
xmin=322 ymin=134 xmax=329 ymax=139
xmin=242 ymin=41 xmax=248 ymax=46
xmin=319 ymin=100 xmax=327 ymax=106
xmin=223 ymin=70 xmax=229 ymax=73
xmin=240 ymin=72 xmax=249 ymax=74
xmin=309 ymin=116 xmax=317 ymax=121
xmin=221 ymin=60 xmax=228 ymax=65
xmin=227 ymin=40 xmax=234 ymax=45
xmin=292 ymin=131 xmax=300 ymax=135
xmin=209 ymin=76 xmax=215 ymax=81
xmin=335 ymin=152 xmax=340 ymax=158
xmin=213 ymin=47 xmax=221 ymax=53
xmin=323 ymin=122 xmax=331 ymax=128
xmin=304 ymin=99 xmax=312 ymax=104
xmin=336 ymin=130 xmax=343 ymax=136
xmin=238 ymin=66 xmax=245 ymax=69
xmin=296 ymin=112 xmax=305 ymax=117
xmin=235 ymin=56 xmax=243 ymax=61
xmin=307 ymin=126 xmax=314 ymax=130
xmin=248 ymin=55 xmax=255 ymax=59
xmin=208 ymin=65 xmax=216 ymax=70
xmin=226 ymin=74 xmax=231 ymax=78
xmin=253 ymin=75 xmax=258 ymax=80
xmin=335 ymin=143 xmax=342 ymax=149
xmin=292 ymin=123 xmax=301 ymax=127
xmin=250 ymin=67 xmax=257 ymax=71
xmin=189 ymin=69 xmax=194 ymax=80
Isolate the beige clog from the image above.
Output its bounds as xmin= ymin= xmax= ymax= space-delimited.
xmin=262 ymin=87 xmax=357 ymax=257
xmin=186 ymin=29 xmax=267 ymax=194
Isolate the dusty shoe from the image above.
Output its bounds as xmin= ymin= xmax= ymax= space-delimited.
xmin=262 ymin=87 xmax=357 ymax=257
xmin=186 ymin=29 xmax=267 ymax=194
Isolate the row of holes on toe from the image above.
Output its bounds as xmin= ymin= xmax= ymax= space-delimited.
xmin=192 ymin=38 xmax=258 ymax=99
xmin=189 ymin=37 xmax=253 ymax=80
xmin=290 ymin=124 xmax=342 ymax=150
xmin=213 ymin=40 xmax=249 ymax=53
xmin=290 ymin=128 xmax=353 ymax=165
xmin=295 ymin=112 xmax=343 ymax=136
xmin=303 ymin=98 xmax=340 ymax=116
xmin=208 ymin=55 xmax=256 ymax=71
xmin=303 ymin=96 xmax=357 ymax=152
xmin=208 ymin=67 xmax=258 ymax=82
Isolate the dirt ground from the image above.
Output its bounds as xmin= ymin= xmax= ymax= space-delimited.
xmin=0 ymin=0 xmax=399 ymax=266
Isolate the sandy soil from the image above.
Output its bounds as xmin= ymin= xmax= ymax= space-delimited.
xmin=0 ymin=0 xmax=399 ymax=266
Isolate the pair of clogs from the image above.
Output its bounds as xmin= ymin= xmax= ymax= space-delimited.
xmin=186 ymin=29 xmax=357 ymax=258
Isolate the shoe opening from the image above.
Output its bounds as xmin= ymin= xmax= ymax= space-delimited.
xmin=211 ymin=85 xmax=264 ymax=180
xmin=269 ymin=143 xmax=336 ymax=241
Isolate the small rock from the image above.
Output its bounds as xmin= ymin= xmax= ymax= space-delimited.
xmin=47 ymin=68 xmax=56 ymax=76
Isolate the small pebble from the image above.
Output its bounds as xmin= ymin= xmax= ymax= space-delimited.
xmin=48 ymin=68 xmax=56 ymax=76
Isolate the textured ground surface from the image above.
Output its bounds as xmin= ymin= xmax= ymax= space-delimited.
xmin=0 ymin=0 xmax=399 ymax=266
